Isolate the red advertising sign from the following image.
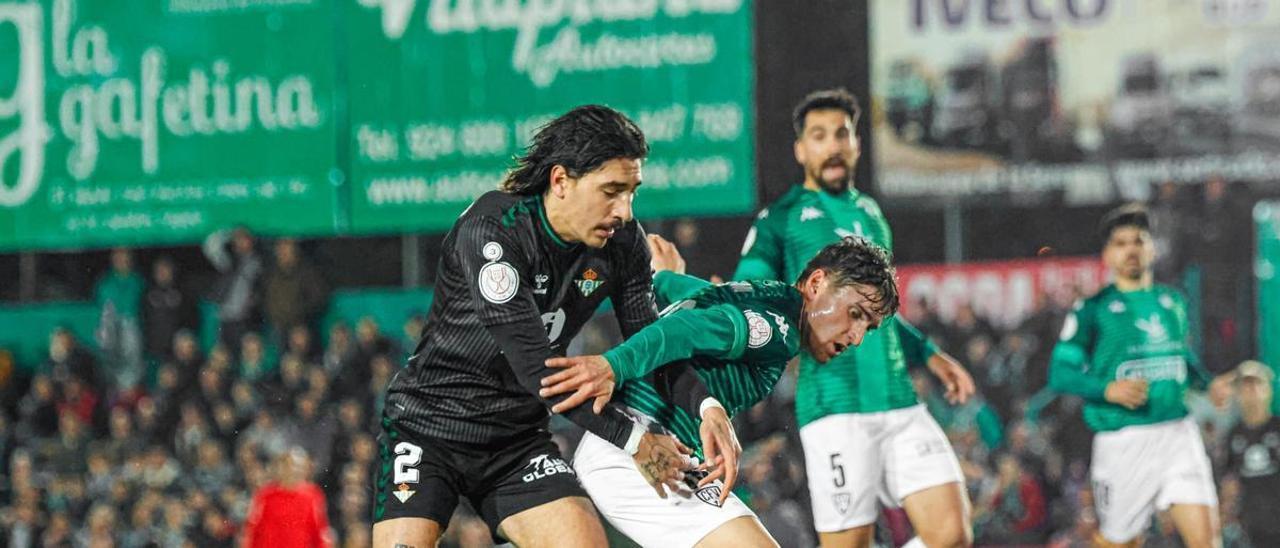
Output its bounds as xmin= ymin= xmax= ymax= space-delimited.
xmin=897 ymin=257 xmax=1109 ymax=327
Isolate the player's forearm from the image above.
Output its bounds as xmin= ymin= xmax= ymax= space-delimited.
xmin=650 ymin=359 xmax=715 ymax=422
xmin=732 ymin=257 xmax=779 ymax=281
xmin=895 ymin=316 xmax=939 ymax=368
xmin=487 ymin=321 xmax=638 ymax=448
xmin=652 ymin=270 xmax=712 ymax=305
xmin=603 ymin=306 xmax=740 ymax=385
xmin=1048 ymin=344 xmax=1109 ymax=402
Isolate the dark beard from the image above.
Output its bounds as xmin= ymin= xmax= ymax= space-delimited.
xmin=809 ymin=164 xmax=851 ymax=194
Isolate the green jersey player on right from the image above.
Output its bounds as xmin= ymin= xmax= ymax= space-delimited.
xmin=1049 ymin=204 xmax=1225 ymax=548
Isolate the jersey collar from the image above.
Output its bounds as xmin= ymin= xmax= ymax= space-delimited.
xmin=534 ymin=195 xmax=573 ymax=249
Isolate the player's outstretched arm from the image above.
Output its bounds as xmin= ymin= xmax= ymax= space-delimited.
xmin=539 ymin=305 xmax=741 ymax=410
xmin=925 ymin=351 xmax=976 ymax=405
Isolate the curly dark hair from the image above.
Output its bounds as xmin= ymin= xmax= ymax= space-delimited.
xmin=1097 ymin=203 xmax=1151 ymax=245
xmin=792 ymin=88 xmax=862 ymax=139
xmin=796 ymin=236 xmax=899 ymax=317
xmin=501 ymin=105 xmax=648 ymax=196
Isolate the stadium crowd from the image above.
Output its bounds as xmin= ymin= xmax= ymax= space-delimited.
xmin=0 ymin=177 xmax=1274 ymax=548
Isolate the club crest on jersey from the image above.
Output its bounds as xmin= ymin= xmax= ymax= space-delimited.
xmin=1108 ymin=300 xmax=1126 ymax=314
xmin=575 ymin=268 xmax=604 ymax=297
xmin=393 ymin=483 xmax=416 ymax=503
xmin=478 ymin=241 xmax=519 ymax=303
xmin=1159 ymin=294 xmax=1175 ymax=309
xmin=832 ymin=493 xmax=852 ymax=515
xmin=695 ymin=484 xmax=724 ymax=507
xmin=745 ymin=310 xmax=772 ymax=348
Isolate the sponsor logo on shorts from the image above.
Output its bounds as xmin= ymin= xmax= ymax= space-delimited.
xmin=522 ymin=454 xmax=574 ymax=483
xmin=695 ymin=484 xmax=723 ymax=507
xmin=832 ymin=493 xmax=852 ymax=515
xmin=914 ymin=439 xmax=948 ymax=458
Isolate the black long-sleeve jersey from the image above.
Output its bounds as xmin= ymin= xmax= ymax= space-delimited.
xmin=384 ymin=191 xmax=659 ymax=449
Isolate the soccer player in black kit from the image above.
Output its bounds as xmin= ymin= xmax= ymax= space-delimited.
xmin=372 ymin=106 xmax=739 ymax=547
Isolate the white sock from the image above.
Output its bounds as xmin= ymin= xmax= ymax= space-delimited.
xmin=903 ymin=537 xmax=926 ymax=548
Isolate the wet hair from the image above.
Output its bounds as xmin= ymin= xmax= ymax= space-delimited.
xmin=792 ymin=88 xmax=862 ymax=138
xmin=501 ymin=105 xmax=648 ymax=196
xmin=1098 ymin=203 xmax=1151 ymax=245
xmin=797 ymin=236 xmax=900 ymax=317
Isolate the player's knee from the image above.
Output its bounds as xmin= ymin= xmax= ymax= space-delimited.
xmin=918 ymin=517 xmax=972 ymax=548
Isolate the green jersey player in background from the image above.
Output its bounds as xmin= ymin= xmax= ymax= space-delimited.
xmin=541 ymin=235 xmax=900 ymax=547
xmin=735 ymin=89 xmax=976 ymax=548
xmin=1048 ymin=204 xmax=1227 ymax=548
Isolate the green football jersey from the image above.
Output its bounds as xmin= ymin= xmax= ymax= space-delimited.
xmin=733 ymin=185 xmax=935 ymax=425
xmin=1049 ymin=284 xmax=1211 ymax=432
xmin=603 ymin=272 xmax=802 ymax=455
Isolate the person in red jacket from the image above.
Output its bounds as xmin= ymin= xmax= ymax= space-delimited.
xmin=243 ymin=447 xmax=334 ymax=548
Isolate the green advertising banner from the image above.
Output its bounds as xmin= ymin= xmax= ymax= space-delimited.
xmin=1258 ymin=201 xmax=1280 ymax=374
xmin=0 ymin=0 xmax=341 ymax=251
xmin=343 ymin=0 xmax=756 ymax=233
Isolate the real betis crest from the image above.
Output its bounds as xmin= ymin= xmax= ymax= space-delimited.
xmin=575 ymin=268 xmax=604 ymax=297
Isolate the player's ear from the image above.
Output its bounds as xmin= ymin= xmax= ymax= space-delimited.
xmin=549 ymin=165 xmax=570 ymax=199
xmin=804 ymin=269 xmax=826 ymax=297
xmin=793 ymin=139 xmax=806 ymax=166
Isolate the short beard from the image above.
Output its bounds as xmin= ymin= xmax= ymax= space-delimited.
xmin=809 ymin=165 xmax=852 ymax=194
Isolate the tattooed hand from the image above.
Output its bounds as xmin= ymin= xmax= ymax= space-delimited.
xmin=633 ymin=432 xmax=693 ymax=499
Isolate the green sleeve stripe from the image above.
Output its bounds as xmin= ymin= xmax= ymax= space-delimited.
xmin=722 ymin=305 xmax=749 ymax=361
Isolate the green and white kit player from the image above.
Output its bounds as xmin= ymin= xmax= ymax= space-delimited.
xmin=735 ymin=89 xmax=976 ymax=548
xmin=1048 ymin=204 xmax=1224 ymax=548
xmin=541 ymin=235 xmax=899 ymax=548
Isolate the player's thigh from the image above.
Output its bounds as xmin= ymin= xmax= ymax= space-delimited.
xmin=372 ymin=518 xmax=443 ymax=548
xmin=816 ymin=524 xmax=875 ymax=548
xmin=883 ymin=405 xmax=965 ymax=507
xmin=1167 ymin=504 xmax=1220 ymax=548
xmin=801 ymin=414 xmax=882 ymax=532
xmin=574 ymin=431 xmax=762 ymax=548
xmin=478 ymin=431 xmax=601 ymax=544
xmin=496 ymin=495 xmax=606 ymax=548
xmin=696 ymin=515 xmax=777 ymax=548
xmin=1092 ymin=428 xmax=1162 ymax=545
xmin=900 ymin=482 xmax=973 ymax=548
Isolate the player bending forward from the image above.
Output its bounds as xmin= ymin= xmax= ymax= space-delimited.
xmin=543 ymin=235 xmax=899 ymax=547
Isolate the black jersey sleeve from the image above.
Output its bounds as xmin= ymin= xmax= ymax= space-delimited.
xmin=611 ymin=223 xmax=660 ymax=339
xmin=650 ymin=359 xmax=714 ymax=421
xmin=455 ymin=217 xmax=638 ymax=448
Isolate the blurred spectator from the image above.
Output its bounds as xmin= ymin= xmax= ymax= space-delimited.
xmin=354 ymin=316 xmax=398 ymax=372
xmin=243 ymin=448 xmax=334 ymax=548
xmin=1222 ymin=361 xmax=1280 ymax=548
xmin=239 ymin=332 xmax=274 ymax=383
xmin=73 ymin=503 xmax=117 ymax=547
xmin=95 ymin=247 xmax=145 ymax=393
xmin=284 ymin=324 xmax=320 ymax=365
xmin=265 ymin=238 xmax=329 ymax=338
xmin=143 ymin=257 xmax=199 ymax=363
xmin=204 ymin=227 xmax=265 ymax=354
xmin=973 ymin=453 xmax=1048 ymax=544
xmin=16 ymin=374 xmax=59 ymax=441
xmin=1147 ymin=181 xmax=1192 ymax=284
xmin=294 ymin=394 xmax=338 ymax=477
xmin=44 ymin=327 xmax=97 ymax=386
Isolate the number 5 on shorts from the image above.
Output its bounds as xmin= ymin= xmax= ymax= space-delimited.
xmin=830 ymin=452 xmax=846 ymax=488
xmin=394 ymin=442 xmax=423 ymax=485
